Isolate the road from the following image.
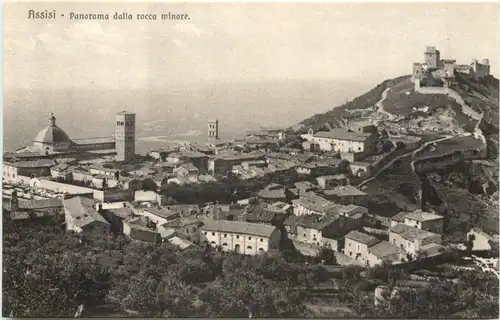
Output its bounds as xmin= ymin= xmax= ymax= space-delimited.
xmin=358 ymin=135 xmax=454 ymax=188
xmin=375 ymin=87 xmax=395 ymax=121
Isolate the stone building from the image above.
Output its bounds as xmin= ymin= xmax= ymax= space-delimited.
xmin=200 ymin=220 xmax=281 ymax=255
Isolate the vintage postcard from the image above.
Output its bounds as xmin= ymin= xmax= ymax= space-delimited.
xmin=2 ymin=1 xmax=499 ymax=318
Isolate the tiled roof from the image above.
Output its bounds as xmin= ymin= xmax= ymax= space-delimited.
xmin=314 ymin=129 xmax=372 ymax=142
xmin=405 ymin=210 xmax=443 ymax=222
xmin=162 ymin=217 xmax=202 ymax=228
xmin=106 ymin=207 xmax=135 ymax=219
xmin=319 ymin=158 xmax=342 ymax=166
xmin=6 ymin=159 xmax=55 ymax=168
xmin=293 ymin=193 xmax=340 ymax=214
xmin=176 ymin=162 xmax=199 ymax=172
xmin=420 ymin=243 xmax=446 ymax=257
xmin=345 ymin=230 xmax=380 ymax=246
xmin=63 ymin=196 xmax=109 ymax=228
xmin=391 ymin=211 xmax=409 ymax=222
xmin=297 ymin=214 xmax=340 ymax=230
xmin=368 ymin=240 xmax=404 ymax=258
xmin=341 ymin=204 xmax=368 ymax=215
xmin=168 ymin=236 xmax=194 ymax=250
xmin=144 ymin=207 xmax=179 ymax=220
xmin=164 ymin=204 xmax=200 ymax=215
xmin=201 ymin=220 xmax=277 ymax=238
xmin=18 ymin=198 xmax=63 ymax=209
xmin=127 ymin=216 xmax=155 ymax=230
xmin=389 ymin=224 xmax=439 ymax=242
xmin=294 ymin=181 xmax=317 ymax=191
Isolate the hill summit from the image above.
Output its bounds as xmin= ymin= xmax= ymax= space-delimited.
xmin=295 ymin=73 xmax=498 ymax=138
xmin=292 ymin=46 xmax=499 ymax=239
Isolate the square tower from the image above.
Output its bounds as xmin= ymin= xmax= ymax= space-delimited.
xmin=208 ymin=119 xmax=219 ymax=140
xmin=115 ymin=111 xmax=136 ymax=162
xmin=424 ymin=46 xmax=440 ymax=69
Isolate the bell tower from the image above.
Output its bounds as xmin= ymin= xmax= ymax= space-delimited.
xmin=115 ymin=111 xmax=136 ymax=163
xmin=208 ymin=119 xmax=219 ymax=140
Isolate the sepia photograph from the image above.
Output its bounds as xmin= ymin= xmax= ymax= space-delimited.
xmin=2 ymin=1 xmax=499 ymax=318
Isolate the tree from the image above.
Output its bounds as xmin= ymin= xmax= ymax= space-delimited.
xmin=141 ymin=179 xmax=158 ymax=191
xmin=341 ymin=265 xmax=363 ymax=285
xmin=315 ymin=242 xmax=337 ymax=265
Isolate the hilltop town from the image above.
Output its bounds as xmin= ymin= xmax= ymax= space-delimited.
xmin=3 ymin=46 xmax=499 ymax=318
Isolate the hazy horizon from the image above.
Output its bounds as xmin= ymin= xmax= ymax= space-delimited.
xmin=4 ymin=79 xmax=374 ymax=152
xmin=4 ymin=2 xmax=499 ymax=152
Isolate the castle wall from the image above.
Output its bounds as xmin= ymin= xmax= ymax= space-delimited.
xmin=414 ymin=85 xmax=482 ymax=121
xmin=472 ymin=60 xmax=490 ymax=79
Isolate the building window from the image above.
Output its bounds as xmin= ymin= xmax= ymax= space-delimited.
xmin=224 ymin=234 xmax=227 ymax=238
xmin=204 ymin=231 xmax=207 ymax=235
xmin=193 ymin=227 xmax=196 ymax=232
xmin=212 ymin=232 xmax=215 ymax=236
xmin=236 ymin=235 xmax=239 ymax=239
xmin=248 ymin=237 xmax=252 ymax=240
xmin=348 ymin=242 xmax=351 ymax=247
xmin=247 ymin=246 xmax=252 ymax=250
xmin=260 ymin=238 xmax=263 ymax=242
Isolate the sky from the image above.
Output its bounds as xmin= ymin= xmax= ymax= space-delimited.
xmin=4 ymin=2 xmax=499 ymax=90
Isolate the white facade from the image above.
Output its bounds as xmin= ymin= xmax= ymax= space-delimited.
xmin=389 ymin=229 xmax=442 ymax=257
xmin=3 ymin=164 xmax=19 ymax=183
xmin=200 ymin=222 xmax=280 ymax=255
xmin=296 ymin=226 xmax=324 ymax=245
xmin=301 ymin=130 xmax=375 ymax=153
xmin=344 ymin=237 xmax=371 ymax=265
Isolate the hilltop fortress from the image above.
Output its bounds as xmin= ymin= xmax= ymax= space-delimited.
xmin=412 ymin=46 xmax=490 ymax=90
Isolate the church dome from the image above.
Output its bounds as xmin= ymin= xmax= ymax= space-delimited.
xmin=33 ymin=113 xmax=73 ymax=145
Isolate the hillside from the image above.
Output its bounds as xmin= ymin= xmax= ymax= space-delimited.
xmin=295 ymin=73 xmax=499 ymax=240
xmin=296 ymin=73 xmax=498 ymax=136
